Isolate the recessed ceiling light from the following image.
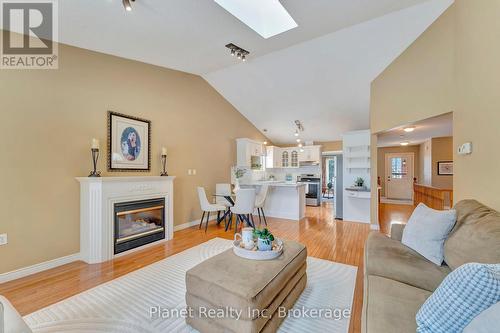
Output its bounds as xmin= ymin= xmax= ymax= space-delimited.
xmin=263 ymin=141 xmax=268 ymax=145
xmin=298 ymin=143 xmax=303 ymax=148
xmin=294 ymin=131 xmax=299 ymax=137
xmin=404 ymin=127 xmax=415 ymax=133
xmin=296 ymin=138 xmax=301 ymax=143
xmin=214 ymin=0 xmax=298 ymax=39
xmin=400 ymin=141 xmax=410 ymax=146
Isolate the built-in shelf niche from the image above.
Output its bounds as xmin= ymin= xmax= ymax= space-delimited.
xmin=345 ymin=144 xmax=371 ymax=173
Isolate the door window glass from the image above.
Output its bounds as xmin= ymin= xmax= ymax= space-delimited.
xmin=391 ymin=157 xmax=408 ymax=179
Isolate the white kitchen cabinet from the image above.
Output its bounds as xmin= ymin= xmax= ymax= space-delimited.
xmin=291 ymin=150 xmax=299 ymax=167
xmin=299 ymin=146 xmax=321 ymax=163
xmin=279 ymin=148 xmax=300 ymax=168
xmin=266 ymin=146 xmax=282 ymax=168
xmin=281 ymin=150 xmax=290 ymax=168
xmin=236 ymin=138 xmax=265 ymax=169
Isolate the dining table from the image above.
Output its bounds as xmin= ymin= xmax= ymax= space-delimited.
xmin=213 ymin=194 xmax=235 ymax=227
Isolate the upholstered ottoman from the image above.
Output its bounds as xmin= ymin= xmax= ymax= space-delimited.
xmin=185 ymin=240 xmax=307 ymax=333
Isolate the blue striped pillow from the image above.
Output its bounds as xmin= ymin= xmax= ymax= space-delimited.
xmin=416 ymin=263 xmax=500 ymax=333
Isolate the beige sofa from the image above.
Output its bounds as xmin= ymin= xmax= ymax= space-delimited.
xmin=362 ymin=200 xmax=500 ymax=333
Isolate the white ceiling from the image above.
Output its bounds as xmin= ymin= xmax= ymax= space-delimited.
xmin=50 ymin=0 xmax=454 ymax=144
xmin=377 ymin=112 xmax=453 ymax=147
xmin=57 ymin=0 xmax=435 ymax=74
xmin=204 ymin=0 xmax=453 ymax=144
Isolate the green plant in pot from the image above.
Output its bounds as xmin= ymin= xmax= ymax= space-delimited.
xmin=355 ymin=177 xmax=365 ymax=188
xmin=253 ymin=228 xmax=275 ymax=251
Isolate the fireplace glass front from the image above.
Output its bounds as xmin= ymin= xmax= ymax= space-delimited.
xmin=114 ymin=198 xmax=165 ymax=254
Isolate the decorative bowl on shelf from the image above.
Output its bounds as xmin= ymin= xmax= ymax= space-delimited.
xmin=232 ymin=238 xmax=284 ymax=260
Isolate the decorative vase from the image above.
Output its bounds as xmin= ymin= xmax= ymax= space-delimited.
xmin=234 ymin=179 xmax=240 ymax=193
xmin=257 ymin=238 xmax=272 ymax=251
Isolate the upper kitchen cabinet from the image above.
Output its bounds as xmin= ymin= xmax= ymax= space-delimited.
xmin=236 ymin=138 xmax=265 ymax=170
xmin=266 ymin=146 xmax=282 ymax=168
xmin=299 ymin=146 xmax=321 ymax=164
xmin=281 ymin=150 xmax=290 ymax=168
xmin=291 ymin=150 xmax=299 ymax=167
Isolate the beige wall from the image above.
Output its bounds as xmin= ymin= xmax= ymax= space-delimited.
xmin=419 ymin=139 xmax=432 ymax=186
xmin=317 ymin=141 xmax=342 ymax=152
xmin=370 ymin=1 xmax=500 ymax=223
xmin=431 ymin=137 xmax=453 ymax=189
xmin=377 ymin=145 xmax=420 ymax=197
xmin=0 ymin=40 xmax=266 ymax=273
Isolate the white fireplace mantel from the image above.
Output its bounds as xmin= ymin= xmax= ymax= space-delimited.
xmin=76 ymin=176 xmax=175 ymax=264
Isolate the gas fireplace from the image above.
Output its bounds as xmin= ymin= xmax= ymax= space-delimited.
xmin=114 ymin=198 xmax=165 ymax=254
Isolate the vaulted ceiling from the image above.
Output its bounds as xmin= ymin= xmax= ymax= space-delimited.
xmin=55 ymin=0 xmax=453 ymax=144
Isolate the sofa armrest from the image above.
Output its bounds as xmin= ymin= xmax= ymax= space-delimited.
xmin=0 ymin=295 xmax=33 ymax=333
xmin=390 ymin=223 xmax=406 ymax=241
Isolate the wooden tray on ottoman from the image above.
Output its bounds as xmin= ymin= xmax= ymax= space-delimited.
xmin=185 ymin=240 xmax=307 ymax=333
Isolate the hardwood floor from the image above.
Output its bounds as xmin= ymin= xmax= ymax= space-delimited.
xmin=0 ymin=202 xmax=414 ymax=333
xmin=378 ymin=203 xmax=414 ymax=235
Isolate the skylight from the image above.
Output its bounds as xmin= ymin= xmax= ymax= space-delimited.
xmin=214 ymin=0 xmax=298 ymax=39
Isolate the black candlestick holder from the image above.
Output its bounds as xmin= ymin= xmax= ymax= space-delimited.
xmin=160 ymin=154 xmax=168 ymax=176
xmin=89 ymin=148 xmax=101 ymax=177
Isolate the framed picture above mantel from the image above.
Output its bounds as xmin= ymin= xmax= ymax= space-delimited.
xmin=437 ymin=161 xmax=453 ymax=176
xmin=108 ymin=111 xmax=151 ymax=172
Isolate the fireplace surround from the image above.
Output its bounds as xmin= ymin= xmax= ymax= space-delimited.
xmin=76 ymin=176 xmax=175 ymax=264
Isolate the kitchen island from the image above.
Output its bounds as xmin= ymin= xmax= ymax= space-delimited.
xmin=240 ymin=182 xmax=306 ymax=221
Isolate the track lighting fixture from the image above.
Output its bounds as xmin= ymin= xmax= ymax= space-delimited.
xmin=225 ymin=43 xmax=250 ymax=62
xmin=293 ymin=120 xmax=304 ymax=141
xmin=294 ymin=120 xmax=304 ymax=132
xmin=123 ymin=0 xmax=135 ymax=12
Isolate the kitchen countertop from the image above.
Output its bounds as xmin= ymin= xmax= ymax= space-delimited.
xmin=345 ymin=187 xmax=371 ymax=192
xmin=240 ymin=181 xmax=306 ymax=188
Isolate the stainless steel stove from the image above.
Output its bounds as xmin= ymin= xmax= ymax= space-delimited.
xmin=298 ymin=174 xmax=321 ymax=206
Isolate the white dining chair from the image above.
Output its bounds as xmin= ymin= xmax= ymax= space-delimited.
xmin=255 ymin=185 xmax=269 ymax=226
xmin=215 ymin=183 xmax=233 ymax=227
xmin=228 ymin=188 xmax=256 ymax=233
xmin=197 ymin=187 xmax=226 ymax=232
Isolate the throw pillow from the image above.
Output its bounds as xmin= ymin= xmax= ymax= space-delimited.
xmin=463 ymin=301 xmax=500 ymax=333
xmin=416 ymin=263 xmax=500 ymax=333
xmin=402 ymin=203 xmax=456 ymax=265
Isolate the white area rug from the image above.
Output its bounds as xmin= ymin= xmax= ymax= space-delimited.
xmin=24 ymin=238 xmax=357 ymax=333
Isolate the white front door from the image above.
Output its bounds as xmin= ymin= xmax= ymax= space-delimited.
xmin=385 ymin=153 xmax=414 ymax=200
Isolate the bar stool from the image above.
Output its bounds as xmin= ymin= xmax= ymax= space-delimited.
xmin=228 ymin=188 xmax=256 ymax=233
xmin=255 ymin=185 xmax=269 ymax=226
xmin=197 ymin=187 xmax=226 ymax=232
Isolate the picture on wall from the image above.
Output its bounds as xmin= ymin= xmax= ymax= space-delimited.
xmin=108 ymin=111 xmax=151 ymax=171
xmin=437 ymin=161 xmax=453 ymax=176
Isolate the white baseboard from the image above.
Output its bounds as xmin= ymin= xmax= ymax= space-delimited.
xmin=0 ymin=253 xmax=81 ymax=284
xmin=370 ymin=224 xmax=380 ymax=231
xmin=174 ymin=217 xmax=218 ymax=231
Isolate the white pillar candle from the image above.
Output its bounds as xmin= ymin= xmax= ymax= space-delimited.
xmin=91 ymin=138 xmax=100 ymax=150
xmin=161 ymin=147 xmax=167 ymax=156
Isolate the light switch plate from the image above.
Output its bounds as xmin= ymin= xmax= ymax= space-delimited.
xmin=192 ymin=169 xmax=197 ymax=175
xmin=0 ymin=234 xmax=7 ymax=246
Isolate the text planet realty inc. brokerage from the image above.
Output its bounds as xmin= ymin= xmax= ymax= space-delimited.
xmin=149 ymin=306 xmax=351 ymax=321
